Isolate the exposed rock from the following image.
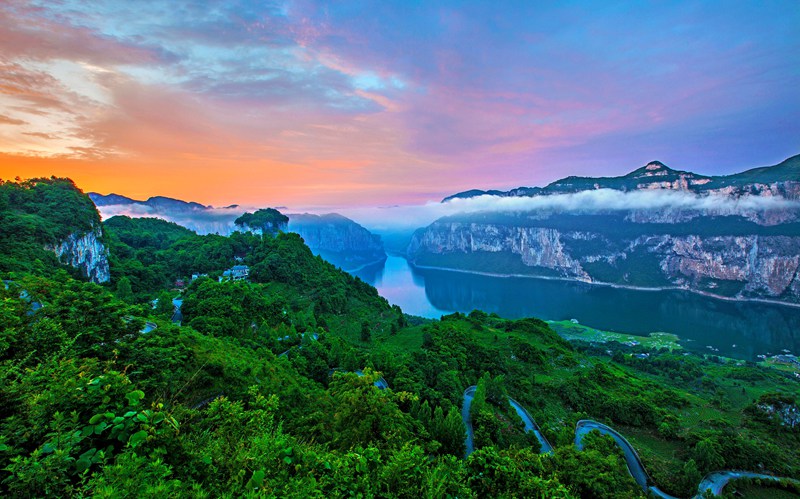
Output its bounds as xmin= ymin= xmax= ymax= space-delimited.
xmin=48 ymin=228 xmax=110 ymax=283
xmin=408 ymin=218 xmax=800 ymax=304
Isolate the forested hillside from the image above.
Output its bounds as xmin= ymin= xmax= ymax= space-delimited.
xmin=1 ymin=178 xmax=798 ymax=498
xmin=0 ymin=178 xmax=101 ymax=278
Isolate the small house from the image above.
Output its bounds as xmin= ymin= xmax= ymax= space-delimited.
xmin=219 ymin=265 xmax=249 ymax=282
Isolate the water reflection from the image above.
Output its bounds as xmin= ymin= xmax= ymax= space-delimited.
xmin=353 ymin=256 xmax=800 ymax=361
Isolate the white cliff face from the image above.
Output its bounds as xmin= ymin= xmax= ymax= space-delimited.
xmin=409 ymin=222 xmax=589 ymax=279
xmin=48 ymin=227 xmax=110 ymax=283
xmin=409 ymin=222 xmax=800 ymax=304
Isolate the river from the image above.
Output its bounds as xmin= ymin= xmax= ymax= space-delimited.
xmin=353 ymin=255 xmax=800 ymax=361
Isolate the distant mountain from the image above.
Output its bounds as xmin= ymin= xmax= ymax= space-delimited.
xmin=414 ymin=155 xmax=800 ymax=305
xmin=442 ymin=154 xmax=800 ymax=202
xmin=87 ymin=193 xmax=386 ymax=272
xmin=288 ymin=213 xmax=386 ymax=271
xmin=89 ymin=193 xmax=209 ymax=211
xmin=89 ymin=193 xmax=138 ymax=206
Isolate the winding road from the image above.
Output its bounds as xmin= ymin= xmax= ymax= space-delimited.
xmin=461 ymin=385 xmax=797 ymax=498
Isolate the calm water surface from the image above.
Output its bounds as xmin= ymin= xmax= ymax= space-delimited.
xmin=354 ymin=255 xmax=800 ymax=361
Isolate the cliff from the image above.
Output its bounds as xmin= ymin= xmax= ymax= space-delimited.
xmin=288 ymin=213 xmax=386 ymax=271
xmin=422 ymin=156 xmax=800 ymax=304
xmin=408 ymin=214 xmax=800 ymax=304
xmin=0 ymin=178 xmax=111 ymax=284
xmin=48 ymin=228 xmax=111 ymax=283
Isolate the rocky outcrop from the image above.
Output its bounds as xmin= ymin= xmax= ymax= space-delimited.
xmin=408 ymin=217 xmax=800 ymax=304
xmin=48 ymin=228 xmax=110 ymax=283
xmin=289 ymin=213 xmax=385 ymax=270
xmin=427 ymin=155 xmax=800 ymax=304
xmin=408 ymin=222 xmax=589 ymax=279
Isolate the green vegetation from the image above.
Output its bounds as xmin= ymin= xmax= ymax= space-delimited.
xmin=723 ymin=476 xmax=800 ymax=498
xmin=0 ymin=177 xmax=100 ymax=277
xmin=235 ymin=208 xmax=289 ymax=235
xmin=1 ymin=178 xmax=798 ymax=497
xmin=549 ymin=320 xmax=682 ymax=350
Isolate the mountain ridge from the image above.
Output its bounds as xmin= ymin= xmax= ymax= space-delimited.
xmin=89 ymin=192 xmax=211 ymax=211
xmin=442 ymin=154 xmax=800 ymax=202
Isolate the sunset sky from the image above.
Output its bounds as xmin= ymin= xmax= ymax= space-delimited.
xmin=1 ymin=1 xmax=798 ymax=208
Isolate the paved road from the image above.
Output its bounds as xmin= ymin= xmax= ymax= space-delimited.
xmin=508 ymin=397 xmax=553 ymax=454
xmin=462 ymin=386 xmax=476 ymax=457
xmin=461 ymin=388 xmax=797 ymax=497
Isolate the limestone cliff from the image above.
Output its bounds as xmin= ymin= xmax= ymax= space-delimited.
xmin=48 ymin=227 xmax=111 ymax=283
xmin=408 ymin=216 xmax=800 ymax=304
xmin=426 ymin=155 xmax=800 ymax=304
xmin=289 ymin=213 xmax=385 ymax=270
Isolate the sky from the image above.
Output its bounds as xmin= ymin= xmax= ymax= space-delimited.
xmin=1 ymin=0 xmax=798 ymax=209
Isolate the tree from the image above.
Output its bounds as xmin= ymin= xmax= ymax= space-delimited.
xmin=115 ymin=276 xmax=134 ymax=303
xmin=234 ymin=208 xmax=288 ymax=236
xmin=329 ymin=369 xmax=415 ymax=450
xmin=361 ymin=322 xmax=372 ymax=342
xmin=155 ymin=291 xmax=175 ymax=318
xmin=432 ymin=406 xmax=467 ymax=456
xmin=693 ymin=439 xmax=725 ymax=472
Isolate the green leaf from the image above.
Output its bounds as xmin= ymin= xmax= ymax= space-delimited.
xmin=126 ymin=390 xmax=145 ymax=407
xmin=76 ymin=458 xmax=92 ymax=473
xmin=41 ymin=442 xmax=55 ymax=454
xmin=89 ymin=413 xmax=105 ymax=425
xmin=128 ymin=430 xmax=148 ymax=448
xmin=94 ymin=422 xmax=108 ymax=434
xmin=283 ymin=456 xmax=292 ymax=465
xmin=245 ymin=470 xmax=265 ymax=490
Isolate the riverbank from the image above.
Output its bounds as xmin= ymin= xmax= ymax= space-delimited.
xmin=407 ymin=260 xmax=800 ymax=310
xmin=339 ymin=254 xmax=387 ymax=273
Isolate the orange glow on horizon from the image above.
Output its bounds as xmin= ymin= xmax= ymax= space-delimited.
xmin=0 ymin=153 xmax=447 ymax=209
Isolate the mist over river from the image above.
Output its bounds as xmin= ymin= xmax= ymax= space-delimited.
xmin=353 ymin=255 xmax=800 ymax=361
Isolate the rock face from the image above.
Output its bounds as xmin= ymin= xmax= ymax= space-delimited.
xmin=419 ymin=156 xmax=800 ymax=304
xmin=288 ymin=213 xmax=386 ymax=270
xmin=48 ymin=228 xmax=110 ymax=283
xmin=408 ymin=215 xmax=800 ymax=304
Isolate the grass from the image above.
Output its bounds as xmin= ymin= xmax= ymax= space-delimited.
xmin=548 ymin=320 xmax=682 ymax=350
xmin=763 ymin=358 xmax=800 ymax=376
xmin=380 ymin=324 xmax=426 ymax=352
xmin=735 ymin=484 xmax=800 ymax=499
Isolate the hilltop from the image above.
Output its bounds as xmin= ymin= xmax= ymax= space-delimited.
xmin=442 ymin=154 xmax=800 ymax=202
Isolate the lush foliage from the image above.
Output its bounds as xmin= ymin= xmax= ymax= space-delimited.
xmin=235 ymin=208 xmax=289 ymax=235
xmin=0 ymin=177 xmax=99 ymax=277
xmin=1 ymin=178 xmax=798 ymax=498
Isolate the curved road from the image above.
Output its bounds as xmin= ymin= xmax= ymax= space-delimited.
xmin=461 ymin=385 xmax=797 ymax=498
